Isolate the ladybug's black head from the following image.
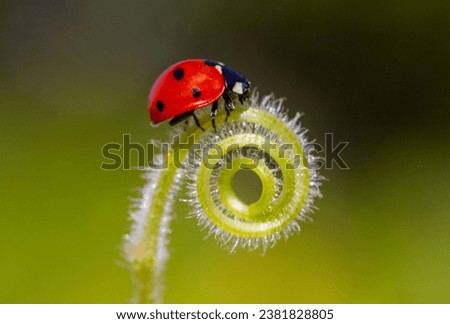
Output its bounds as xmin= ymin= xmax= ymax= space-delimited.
xmin=221 ymin=65 xmax=251 ymax=97
xmin=242 ymin=80 xmax=251 ymax=95
xmin=239 ymin=80 xmax=251 ymax=103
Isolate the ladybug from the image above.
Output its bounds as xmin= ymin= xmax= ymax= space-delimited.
xmin=148 ymin=59 xmax=251 ymax=130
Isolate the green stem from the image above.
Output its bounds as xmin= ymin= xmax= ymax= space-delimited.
xmin=124 ymin=95 xmax=321 ymax=303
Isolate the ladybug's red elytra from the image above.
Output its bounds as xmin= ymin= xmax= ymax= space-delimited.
xmin=148 ymin=59 xmax=251 ymax=130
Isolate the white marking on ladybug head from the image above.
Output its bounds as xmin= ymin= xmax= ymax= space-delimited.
xmin=232 ymin=82 xmax=244 ymax=95
xmin=215 ymin=65 xmax=223 ymax=74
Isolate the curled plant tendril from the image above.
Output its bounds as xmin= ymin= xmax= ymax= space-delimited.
xmin=123 ymin=94 xmax=322 ymax=303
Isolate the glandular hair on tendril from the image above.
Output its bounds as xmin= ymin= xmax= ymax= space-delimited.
xmin=182 ymin=94 xmax=322 ymax=253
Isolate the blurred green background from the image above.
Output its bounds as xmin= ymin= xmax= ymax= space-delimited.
xmin=1 ymin=0 xmax=450 ymax=303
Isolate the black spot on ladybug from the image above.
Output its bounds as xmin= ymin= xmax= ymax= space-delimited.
xmin=192 ymin=88 xmax=201 ymax=98
xmin=156 ymin=100 xmax=164 ymax=112
xmin=173 ymin=68 xmax=184 ymax=80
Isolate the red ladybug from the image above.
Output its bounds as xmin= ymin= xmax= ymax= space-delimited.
xmin=148 ymin=59 xmax=251 ymax=130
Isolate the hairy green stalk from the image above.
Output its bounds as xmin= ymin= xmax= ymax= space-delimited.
xmin=124 ymin=94 xmax=322 ymax=303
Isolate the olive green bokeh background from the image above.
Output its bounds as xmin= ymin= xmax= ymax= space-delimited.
xmin=1 ymin=0 xmax=449 ymax=303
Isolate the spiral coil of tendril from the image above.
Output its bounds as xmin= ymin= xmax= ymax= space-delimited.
xmin=124 ymin=94 xmax=322 ymax=303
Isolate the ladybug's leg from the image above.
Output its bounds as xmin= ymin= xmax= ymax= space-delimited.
xmin=222 ymin=92 xmax=234 ymax=122
xmin=210 ymin=100 xmax=218 ymax=131
xmin=191 ymin=111 xmax=205 ymax=132
xmin=169 ymin=111 xmax=191 ymax=126
xmin=223 ymin=92 xmax=235 ymax=111
xmin=225 ymin=105 xmax=231 ymax=121
xmin=169 ymin=111 xmax=205 ymax=131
